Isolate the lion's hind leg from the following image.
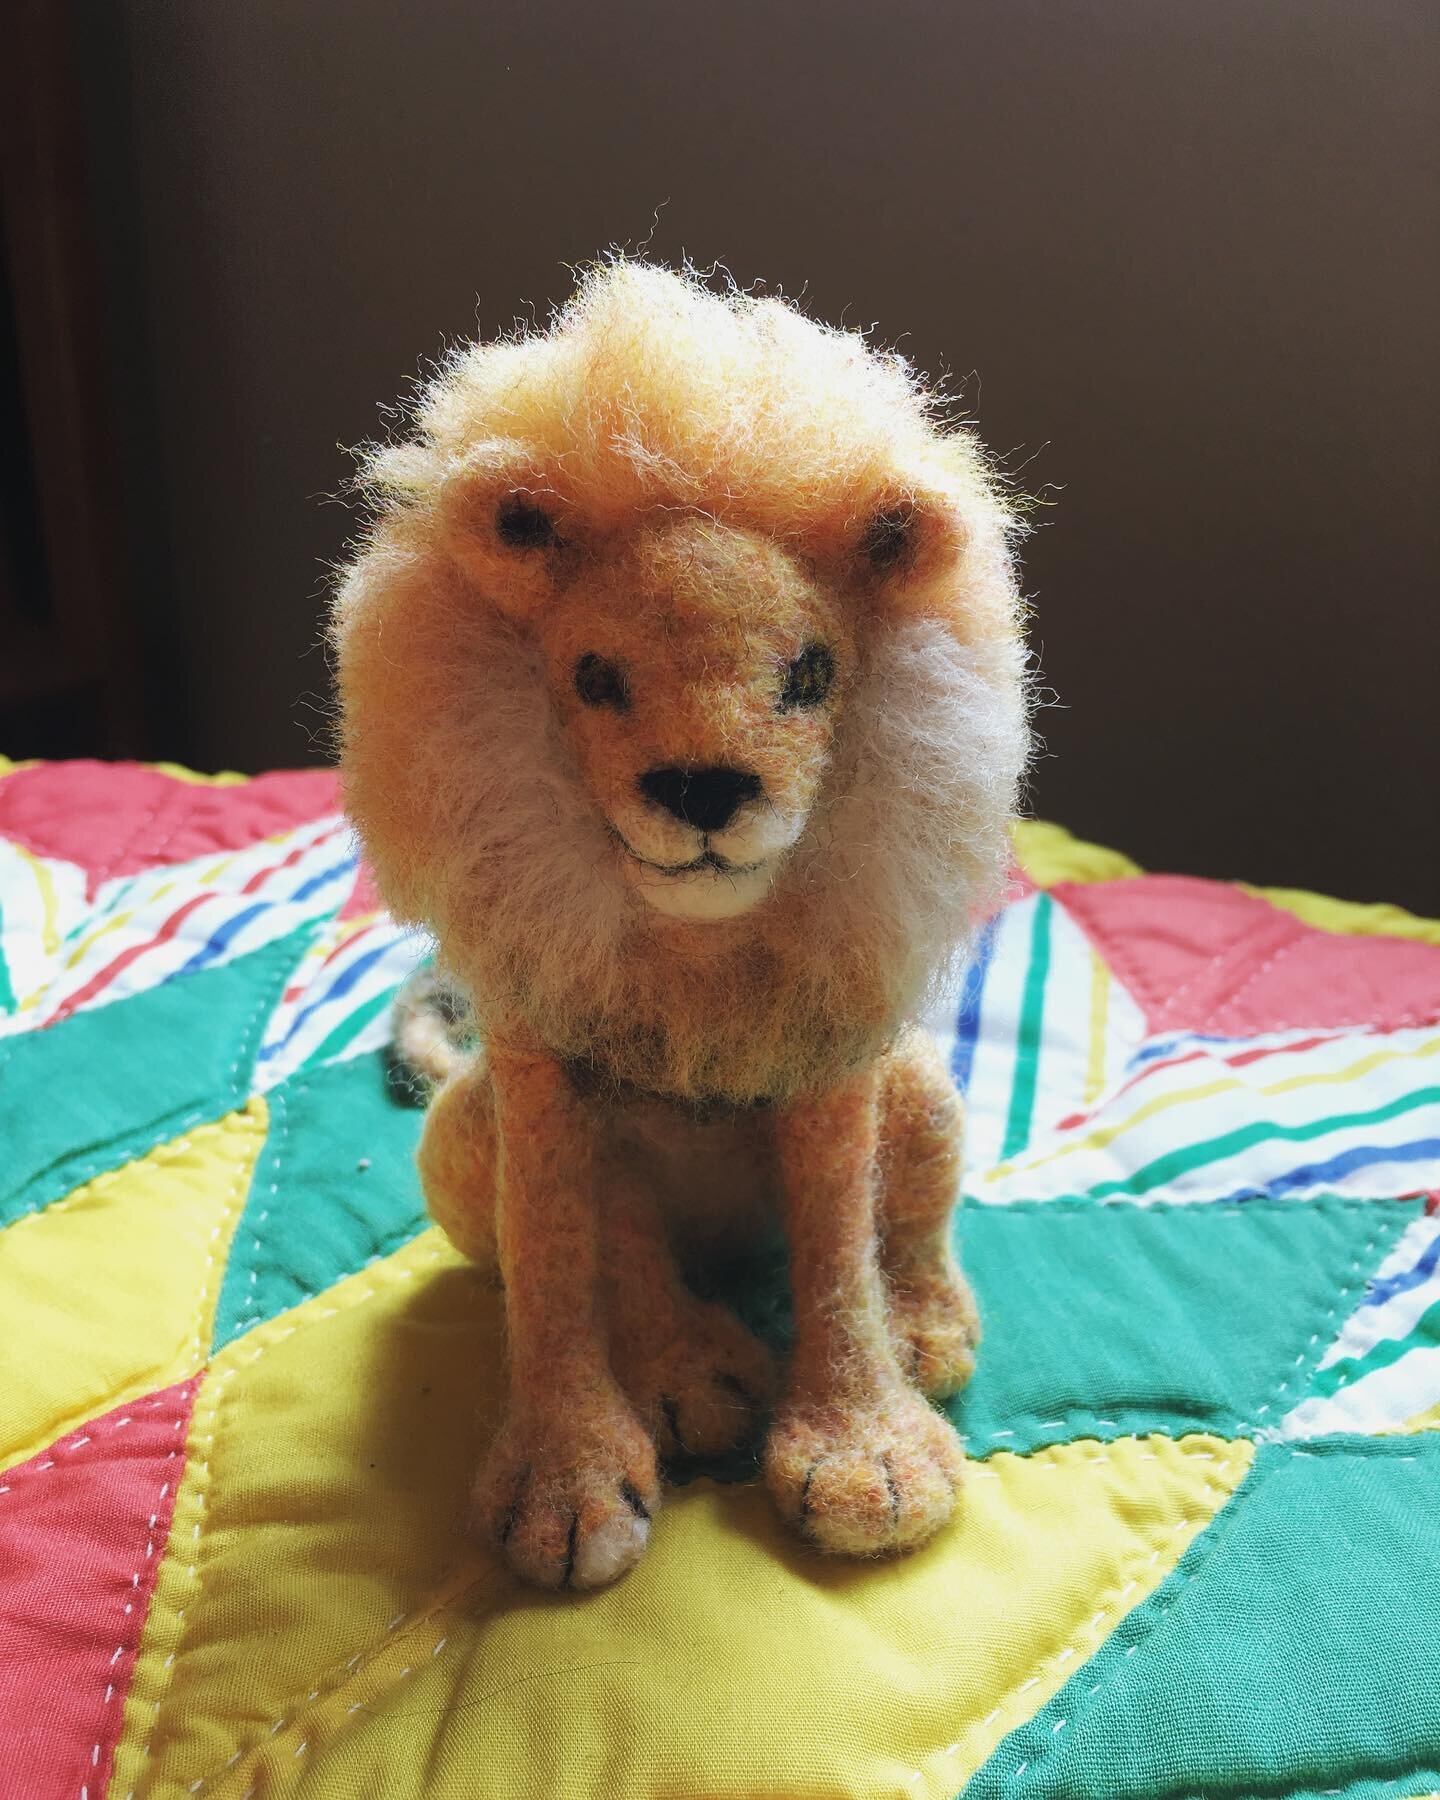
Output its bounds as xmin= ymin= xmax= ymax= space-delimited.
xmin=417 ymin=1053 xmax=499 ymax=1267
xmin=878 ymin=1031 xmax=980 ymax=1399
xmin=603 ymin=1178 xmax=776 ymax=1461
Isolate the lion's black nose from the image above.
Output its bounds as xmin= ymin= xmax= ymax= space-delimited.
xmin=639 ymin=766 xmax=762 ymax=833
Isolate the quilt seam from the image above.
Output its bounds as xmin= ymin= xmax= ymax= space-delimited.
xmin=86 ymin=1382 xmax=198 ymax=1800
xmin=180 ymin=1563 xmax=482 ymax=1795
xmin=1249 ymin=1200 xmax=1412 ymax=1432
xmin=0 ymin=1107 xmax=265 ymax=1475
xmin=119 ymin=1234 xmax=453 ymax=1794
xmin=983 ymin=1437 xmax=1272 ymax=1794
xmin=3 ymin=924 xmax=299 ymax=1236
xmin=948 ymin=1434 xmax=1254 ymax=1795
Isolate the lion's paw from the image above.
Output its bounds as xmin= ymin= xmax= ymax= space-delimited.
xmin=469 ymin=1403 xmax=660 ymax=1591
xmin=614 ymin=1298 xmax=776 ymax=1459
xmin=765 ymin=1388 xmax=963 ymax=1557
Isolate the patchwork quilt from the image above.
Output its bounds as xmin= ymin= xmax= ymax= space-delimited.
xmin=1 ymin=756 xmax=1438 ymax=1800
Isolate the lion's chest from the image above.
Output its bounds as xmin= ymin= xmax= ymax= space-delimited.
xmin=600 ymin=1089 xmax=780 ymax=1260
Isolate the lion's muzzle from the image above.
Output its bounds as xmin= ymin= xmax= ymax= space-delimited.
xmin=608 ymin=767 xmax=806 ymax=924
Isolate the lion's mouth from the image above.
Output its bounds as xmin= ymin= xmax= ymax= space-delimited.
xmin=608 ymin=826 xmax=779 ymax=922
xmin=612 ymin=834 xmax=767 ymax=881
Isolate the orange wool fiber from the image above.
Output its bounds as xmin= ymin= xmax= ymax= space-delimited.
xmin=332 ymin=258 xmax=1032 ymax=1588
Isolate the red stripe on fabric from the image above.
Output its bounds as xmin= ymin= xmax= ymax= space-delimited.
xmin=1053 ymin=1049 xmax=1210 ymax=1133
xmin=269 ymin=922 xmax=380 ymax=1018
xmin=47 ymin=891 xmax=213 ymax=1026
xmin=316 ymin=920 xmax=377 ymax=974
xmin=238 ymin=820 xmax=346 ymax=896
xmin=1223 ymin=1030 xmax=1339 ymax=1069
xmin=0 ymin=1378 xmax=198 ymax=1797
xmin=1051 ymin=1031 xmax=1346 ymax=1135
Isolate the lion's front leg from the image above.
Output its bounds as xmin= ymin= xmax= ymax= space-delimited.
xmin=765 ymin=1066 xmax=963 ymax=1557
xmin=466 ymin=1050 xmax=660 ymax=1590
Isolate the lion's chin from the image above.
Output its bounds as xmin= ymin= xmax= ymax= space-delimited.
xmin=622 ymin=854 xmax=777 ymax=923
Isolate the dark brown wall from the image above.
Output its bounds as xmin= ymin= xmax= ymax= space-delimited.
xmin=77 ymin=0 xmax=1439 ymax=907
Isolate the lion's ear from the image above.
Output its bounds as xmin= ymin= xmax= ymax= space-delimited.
xmin=853 ymin=482 xmax=970 ymax=620
xmin=855 ymin=451 xmax=1020 ymax=642
xmin=429 ymin=439 xmax=571 ymax=623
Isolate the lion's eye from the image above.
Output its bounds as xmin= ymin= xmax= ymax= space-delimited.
xmin=861 ymin=504 xmax=915 ymax=571
xmin=778 ymin=643 xmax=835 ymax=711
xmin=574 ymin=653 xmax=630 ymax=711
xmin=496 ymin=496 xmax=560 ymax=550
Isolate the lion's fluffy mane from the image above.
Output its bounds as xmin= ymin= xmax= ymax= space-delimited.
xmin=333 ymin=260 xmax=1031 ymax=1103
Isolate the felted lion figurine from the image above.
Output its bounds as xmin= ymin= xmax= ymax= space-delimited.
xmin=331 ymin=259 xmax=1030 ymax=1591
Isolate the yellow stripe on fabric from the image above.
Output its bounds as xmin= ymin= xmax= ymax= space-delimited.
xmin=989 ymin=1032 xmax=1440 ymax=1184
xmin=0 ymin=755 xmax=39 ymax=778
xmin=1011 ymin=820 xmax=1142 ymax=888
xmin=336 ymin=911 xmax=381 ymax=944
xmin=49 ymin=846 xmax=245 ymax=987
xmin=11 ymin=843 xmax=60 ymax=957
xmin=1250 ymin=883 xmax=1440 ymax=947
xmin=0 ymin=1102 xmax=266 ymax=1474
xmin=1394 ymin=1398 xmax=1440 ymax=1434
xmin=144 ymin=761 xmax=250 ymax=786
xmin=113 ymin=1217 xmax=1251 ymax=1800
xmin=1083 ymin=949 xmax=1112 ymax=1104
xmin=58 ymin=876 xmax=183 ymax=976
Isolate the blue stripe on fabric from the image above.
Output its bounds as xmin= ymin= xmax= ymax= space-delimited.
xmin=1216 ymin=1137 xmax=1440 ymax=1206
xmin=1131 ymin=1031 xmax=1234 ymax=1067
xmin=289 ymin=857 xmax=357 ymax=903
xmin=951 ymin=915 xmax=999 ymax=1096
xmin=173 ymin=901 xmax=271 ymax=978
xmin=258 ymin=938 xmax=395 ymax=1060
xmin=1364 ymin=1225 xmax=1440 ymax=1308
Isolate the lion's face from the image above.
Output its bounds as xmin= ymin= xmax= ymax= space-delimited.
xmin=520 ymin=512 xmax=854 ymax=922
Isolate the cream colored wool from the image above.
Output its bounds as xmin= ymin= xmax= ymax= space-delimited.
xmin=333 ymin=258 xmax=1030 ymax=1589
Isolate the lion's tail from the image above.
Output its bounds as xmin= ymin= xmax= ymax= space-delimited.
xmin=390 ymin=963 xmax=474 ymax=1091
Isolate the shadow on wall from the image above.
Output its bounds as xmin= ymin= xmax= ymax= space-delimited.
xmin=65 ymin=0 xmax=1440 ymax=910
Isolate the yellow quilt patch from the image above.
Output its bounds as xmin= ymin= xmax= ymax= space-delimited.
xmin=0 ymin=1103 xmax=265 ymax=1474
xmin=115 ymin=1230 xmax=1250 ymax=1799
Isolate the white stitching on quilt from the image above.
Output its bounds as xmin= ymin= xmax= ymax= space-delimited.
xmin=79 ymin=1383 xmax=195 ymax=1800
xmin=0 ymin=1108 xmax=265 ymax=1476
xmin=124 ymin=1239 xmax=450 ymax=1795
xmin=902 ymin=1434 xmax=1252 ymax=1796
xmin=6 ymin=932 xmax=289 ymax=1239
xmin=988 ymin=1434 xmax=1260 ymax=1792
xmin=1251 ymin=1208 xmax=1400 ymax=1422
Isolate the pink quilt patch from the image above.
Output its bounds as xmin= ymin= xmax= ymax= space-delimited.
xmin=0 ymin=1380 xmax=197 ymax=1798
xmin=0 ymin=764 xmax=340 ymax=897
xmin=1055 ymin=875 xmax=1440 ymax=1036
